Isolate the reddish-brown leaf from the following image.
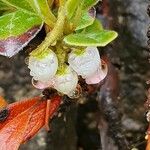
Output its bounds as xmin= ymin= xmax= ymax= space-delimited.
xmin=0 ymin=97 xmax=41 ymax=129
xmin=22 ymin=96 xmax=61 ymax=142
xmin=0 ymin=95 xmax=61 ymax=150
xmin=0 ymin=96 xmax=8 ymax=108
xmin=146 ymin=135 xmax=150 ymax=150
xmin=0 ymin=108 xmax=31 ymax=150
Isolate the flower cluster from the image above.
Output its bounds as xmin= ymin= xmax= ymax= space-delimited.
xmin=28 ymin=47 xmax=107 ymax=97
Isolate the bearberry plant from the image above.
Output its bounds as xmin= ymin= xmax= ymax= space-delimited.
xmin=0 ymin=0 xmax=118 ymax=149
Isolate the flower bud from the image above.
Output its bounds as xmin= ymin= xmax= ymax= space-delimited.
xmin=28 ymin=49 xmax=58 ymax=82
xmin=32 ymin=78 xmax=54 ymax=90
xmin=54 ymin=66 xmax=78 ymax=95
xmin=85 ymin=59 xmax=108 ymax=84
xmin=67 ymin=84 xmax=82 ymax=99
xmin=68 ymin=47 xmax=100 ymax=78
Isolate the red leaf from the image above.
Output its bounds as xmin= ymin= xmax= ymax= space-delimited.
xmin=0 ymin=96 xmax=8 ymax=108
xmin=0 ymin=96 xmax=61 ymax=150
xmin=0 ymin=109 xmax=31 ymax=150
xmin=22 ymin=96 xmax=61 ymax=142
xmin=0 ymin=97 xmax=40 ymax=129
xmin=146 ymin=135 xmax=150 ymax=150
xmin=0 ymin=96 xmax=7 ymax=109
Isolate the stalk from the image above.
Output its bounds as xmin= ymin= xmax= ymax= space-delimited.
xmin=31 ymin=6 xmax=66 ymax=57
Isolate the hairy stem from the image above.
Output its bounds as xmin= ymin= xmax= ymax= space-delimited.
xmin=31 ymin=6 xmax=65 ymax=57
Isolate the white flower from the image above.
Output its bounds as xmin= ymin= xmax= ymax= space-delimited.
xmin=85 ymin=59 xmax=108 ymax=84
xmin=28 ymin=49 xmax=58 ymax=83
xmin=68 ymin=47 xmax=100 ymax=78
xmin=31 ymin=78 xmax=54 ymax=89
xmin=54 ymin=66 xmax=78 ymax=95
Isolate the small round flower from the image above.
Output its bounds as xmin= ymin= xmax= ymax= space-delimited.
xmin=54 ymin=66 xmax=78 ymax=95
xmin=28 ymin=49 xmax=58 ymax=83
xmin=32 ymin=78 xmax=54 ymax=90
xmin=67 ymin=84 xmax=82 ymax=99
xmin=85 ymin=59 xmax=108 ymax=84
xmin=68 ymin=47 xmax=100 ymax=78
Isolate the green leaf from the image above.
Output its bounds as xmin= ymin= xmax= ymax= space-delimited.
xmin=0 ymin=1 xmax=11 ymax=11
xmin=64 ymin=30 xmax=118 ymax=47
xmin=83 ymin=19 xmax=103 ymax=33
xmin=0 ymin=0 xmax=34 ymax=12
xmin=66 ymin=0 xmax=80 ymax=19
xmin=0 ymin=10 xmax=42 ymax=39
xmin=27 ymin=0 xmax=56 ymax=26
xmin=76 ymin=8 xmax=96 ymax=30
xmin=1 ymin=0 xmax=56 ymax=27
xmin=82 ymin=0 xmax=100 ymax=10
xmin=0 ymin=10 xmax=42 ymax=57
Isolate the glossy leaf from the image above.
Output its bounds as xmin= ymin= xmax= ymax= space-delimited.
xmin=0 ymin=10 xmax=41 ymax=39
xmin=0 ymin=1 xmax=12 ymax=11
xmin=66 ymin=0 xmax=80 ymax=19
xmin=0 ymin=108 xmax=31 ymax=150
xmin=0 ymin=10 xmax=42 ymax=57
xmin=0 ymin=96 xmax=61 ymax=149
xmin=64 ymin=30 xmax=118 ymax=47
xmin=27 ymin=0 xmax=56 ymax=26
xmin=0 ymin=0 xmax=34 ymax=12
xmin=0 ymin=0 xmax=44 ymax=57
xmin=76 ymin=8 xmax=96 ymax=30
xmin=22 ymin=96 xmax=61 ymax=142
xmin=83 ymin=19 xmax=103 ymax=33
xmin=82 ymin=0 xmax=100 ymax=10
xmin=0 ymin=97 xmax=40 ymax=129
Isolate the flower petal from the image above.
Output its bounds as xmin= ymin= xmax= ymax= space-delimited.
xmin=54 ymin=66 xmax=78 ymax=95
xmin=28 ymin=49 xmax=58 ymax=82
xmin=68 ymin=47 xmax=100 ymax=78
xmin=85 ymin=59 xmax=108 ymax=84
xmin=32 ymin=78 xmax=54 ymax=89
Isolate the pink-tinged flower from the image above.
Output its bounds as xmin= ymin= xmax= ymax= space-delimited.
xmin=28 ymin=49 xmax=58 ymax=83
xmin=0 ymin=96 xmax=61 ymax=150
xmin=68 ymin=47 xmax=100 ymax=78
xmin=85 ymin=59 xmax=108 ymax=84
xmin=31 ymin=78 xmax=54 ymax=90
xmin=67 ymin=84 xmax=82 ymax=99
xmin=54 ymin=66 xmax=78 ymax=95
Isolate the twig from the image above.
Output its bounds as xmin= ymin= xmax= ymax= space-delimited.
xmin=98 ymin=54 xmax=129 ymax=150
